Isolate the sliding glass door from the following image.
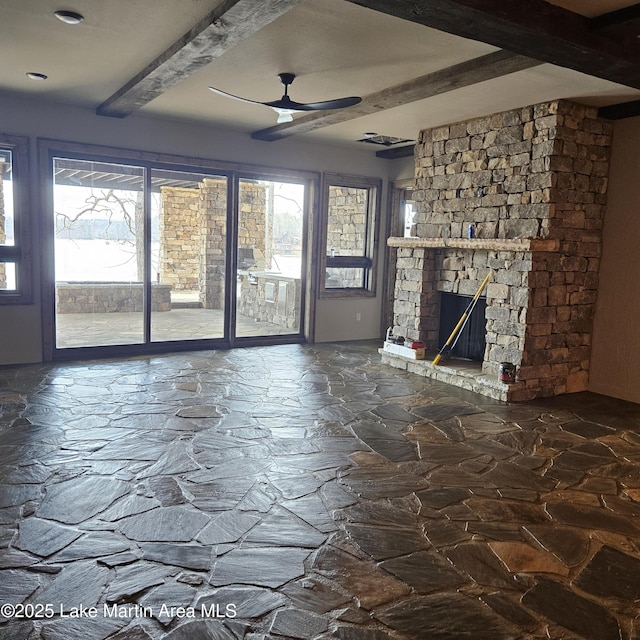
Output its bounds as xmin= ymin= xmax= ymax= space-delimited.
xmin=235 ymin=178 xmax=305 ymax=338
xmin=149 ymin=169 xmax=227 ymax=343
xmin=49 ymin=150 xmax=309 ymax=357
xmin=53 ymin=159 xmax=146 ymax=348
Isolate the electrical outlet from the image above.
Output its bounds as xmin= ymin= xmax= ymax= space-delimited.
xmin=356 ymin=312 xmax=361 ymax=321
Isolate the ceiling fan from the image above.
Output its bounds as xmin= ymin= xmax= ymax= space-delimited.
xmin=208 ymin=73 xmax=362 ymax=124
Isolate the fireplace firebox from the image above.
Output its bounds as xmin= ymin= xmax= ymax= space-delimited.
xmin=438 ymin=292 xmax=487 ymax=362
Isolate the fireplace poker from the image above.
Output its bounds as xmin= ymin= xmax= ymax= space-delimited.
xmin=433 ymin=272 xmax=491 ymax=366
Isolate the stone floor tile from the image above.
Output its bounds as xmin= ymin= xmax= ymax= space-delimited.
xmin=108 ymin=625 xmax=155 ymax=640
xmin=138 ymin=580 xmax=198 ymax=625
xmin=488 ymin=541 xmax=569 ymax=575
xmin=198 ymin=586 xmax=286 ymax=619
xmin=0 ymin=568 xmax=40 ymax=610
xmin=379 ymin=549 xmax=466 ymax=594
xmin=32 ymin=560 xmax=109 ymax=611
xmin=574 ymin=545 xmax=640 ymax=600
xmin=313 ymin=545 xmax=410 ymax=609
xmin=50 ymin=532 xmax=132 ymax=561
xmin=269 ymin=608 xmax=329 ymax=638
xmin=210 ymin=547 xmax=310 ymax=588
xmin=243 ymin=506 xmax=326 ymax=547
xmin=15 ymin=517 xmax=83 ymax=557
xmin=375 ymin=592 xmax=516 ymax=640
xmin=140 ymin=543 xmax=213 ymax=571
xmin=39 ymin=617 xmax=128 ymax=640
xmin=522 ymin=577 xmax=621 ymax=640
xmin=196 ymin=510 xmax=261 ymax=545
xmin=445 ymin=543 xmax=522 ymax=589
xmin=480 ymin=592 xmax=541 ymax=633
xmin=36 ymin=476 xmax=130 ymax=524
xmin=281 ymin=577 xmax=351 ymax=613
xmin=545 ymin=501 xmax=640 ymax=536
xmin=161 ymin=620 xmax=237 ymax=640
xmin=106 ymin=560 xmax=177 ymax=601
xmin=345 ymin=523 xmax=429 ymax=560
xmin=0 ymin=621 xmax=34 ymax=640
xmin=118 ymin=506 xmax=210 ymax=542
xmin=333 ymin=627 xmax=395 ymax=639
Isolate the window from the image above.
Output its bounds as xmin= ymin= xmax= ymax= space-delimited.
xmin=320 ymin=173 xmax=381 ymax=296
xmin=0 ymin=134 xmax=31 ymax=303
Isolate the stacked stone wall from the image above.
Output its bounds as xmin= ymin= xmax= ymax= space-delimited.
xmin=327 ymin=185 xmax=368 ymax=288
xmin=159 ymin=187 xmax=201 ymax=291
xmin=199 ymin=178 xmax=227 ymax=310
xmin=393 ymin=100 xmax=612 ymax=400
xmin=56 ymin=283 xmax=171 ymax=313
xmin=238 ymin=183 xmax=267 ymax=265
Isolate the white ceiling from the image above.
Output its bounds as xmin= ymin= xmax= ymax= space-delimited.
xmin=2 ymin=0 xmax=639 ymax=150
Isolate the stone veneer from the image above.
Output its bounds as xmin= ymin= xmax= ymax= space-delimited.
xmin=56 ymin=282 xmax=172 ymax=313
xmin=326 ymin=185 xmax=368 ymax=288
xmin=159 ymin=180 xmax=267 ymax=309
xmin=389 ymin=100 xmax=612 ymax=401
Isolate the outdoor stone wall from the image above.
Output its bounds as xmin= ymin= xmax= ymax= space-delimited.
xmin=393 ymin=100 xmax=612 ymax=400
xmin=238 ymin=182 xmax=267 ymax=264
xmin=198 ymin=178 xmax=227 ymax=310
xmin=56 ymin=283 xmax=172 ymax=313
xmin=159 ymin=188 xmax=201 ymax=291
xmin=327 ymin=185 xmax=367 ymax=288
xmin=160 ymin=180 xmax=268 ymax=310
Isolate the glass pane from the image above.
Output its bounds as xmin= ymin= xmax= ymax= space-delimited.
xmin=325 ymin=267 xmax=365 ymax=289
xmin=53 ymin=158 xmax=145 ymax=348
xmin=150 ymin=169 xmax=227 ymax=342
xmin=236 ymin=179 xmax=304 ymax=337
xmin=0 ymin=150 xmax=15 ymax=247
xmin=326 ymin=185 xmax=368 ymax=257
xmin=403 ymin=199 xmax=416 ymax=237
xmin=0 ymin=262 xmax=16 ymax=290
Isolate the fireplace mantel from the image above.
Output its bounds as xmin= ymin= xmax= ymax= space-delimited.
xmin=387 ymin=237 xmax=560 ymax=252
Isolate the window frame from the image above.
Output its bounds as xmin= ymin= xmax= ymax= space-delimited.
xmin=318 ymin=172 xmax=381 ymax=298
xmin=0 ymin=134 xmax=32 ymax=304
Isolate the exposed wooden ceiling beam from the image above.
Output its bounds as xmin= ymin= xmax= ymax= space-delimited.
xmin=251 ymin=50 xmax=542 ymax=142
xmin=590 ymin=3 xmax=640 ymax=38
xmin=598 ymin=98 xmax=640 ymax=120
xmin=96 ymin=0 xmax=302 ymax=118
xmin=343 ymin=0 xmax=640 ymax=89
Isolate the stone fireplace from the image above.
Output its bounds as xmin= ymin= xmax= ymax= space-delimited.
xmin=382 ymin=100 xmax=612 ymax=401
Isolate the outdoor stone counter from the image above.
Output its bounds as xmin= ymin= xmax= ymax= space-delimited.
xmin=56 ymin=282 xmax=172 ymax=313
xmin=237 ymin=272 xmax=301 ymax=330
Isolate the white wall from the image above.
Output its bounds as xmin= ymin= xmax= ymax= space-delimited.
xmin=589 ymin=117 xmax=640 ymax=404
xmin=0 ymin=92 xmax=398 ymax=364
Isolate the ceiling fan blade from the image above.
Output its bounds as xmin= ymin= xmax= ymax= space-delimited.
xmin=264 ymin=95 xmax=362 ymax=112
xmin=294 ymin=96 xmax=362 ymax=111
xmin=208 ymin=86 xmax=266 ymax=107
xmin=209 ymin=76 xmax=362 ymax=123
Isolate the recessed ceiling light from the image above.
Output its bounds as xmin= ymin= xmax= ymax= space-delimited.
xmin=26 ymin=72 xmax=48 ymax=81
xmin=54 ymin=10 xmax=84 ymax=25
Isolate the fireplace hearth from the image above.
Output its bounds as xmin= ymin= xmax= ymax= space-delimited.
xmin=383 ymin=100 xmax=612 ymax=401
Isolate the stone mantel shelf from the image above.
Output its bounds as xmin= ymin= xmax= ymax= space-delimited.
xmin=387 ymin=237 xmax=560 ymax=252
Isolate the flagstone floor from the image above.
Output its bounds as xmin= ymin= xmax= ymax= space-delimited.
xmin=1 ymin=341 xmax=640 ymax=640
